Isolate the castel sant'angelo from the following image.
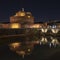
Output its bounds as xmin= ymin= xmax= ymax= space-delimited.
xmin=0 ymin=8 xmax=48 ymax=29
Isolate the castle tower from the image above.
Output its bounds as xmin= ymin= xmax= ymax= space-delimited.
xmin=10 ymin=8 xmax=34 ymax=26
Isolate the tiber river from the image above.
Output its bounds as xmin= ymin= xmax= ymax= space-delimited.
xmin=0 ymin=28 xmax=60 ymax=60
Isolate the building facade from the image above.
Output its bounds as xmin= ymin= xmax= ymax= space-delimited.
xmin=0 ymin=8 xmax=43 ymax=29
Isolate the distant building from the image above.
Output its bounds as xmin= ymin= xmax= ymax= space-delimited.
xmin=10 ymin=10 xmax=34 ymax=24
xmin=10 ymin=8 xmax=48 ymax=28
xmin=10 ymin=8 xmax=34 ymax=28
xmin=0 ymin=8 xmax=60 ymax=29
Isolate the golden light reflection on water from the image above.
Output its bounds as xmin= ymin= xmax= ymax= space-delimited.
xmin=9 ymin=36 xmax=60 ymax=58
xmin=9 ymin=42 xmax=21 ymax=51
xmin=9 ymin=41 xmax=34 ymax=58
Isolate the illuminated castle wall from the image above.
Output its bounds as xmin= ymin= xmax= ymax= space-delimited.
xmin=10 ymin=8 xmax=33 ymax=28
xmin=10 ymin=8 xmax=43 ymax=28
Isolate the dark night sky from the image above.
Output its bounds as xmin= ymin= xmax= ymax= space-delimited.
xmin=0 ymin=0 xmax=60 ymax=22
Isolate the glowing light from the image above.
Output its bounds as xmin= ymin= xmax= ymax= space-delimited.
xmin=40 ymin=37 xmax=48 ymax=44
xmin=41 ymin=28 xmax=48 ymax=33
xmin=30 ymin=24 xmax=40 ymax=28
xmin=51 ymin=29 xmax=59 ymax=33
xmin=52 ymin=25 xmax=56 ymax=28
xmin=27 ymin=16 xmax=31 ymax=18
xmin=16 ymin=51 xmax=25 ymax=58
xmin=49 ymin=43 xmax=52 ymax=48
xmin=9 ymin=42 xmax=21 ymax=50
xmin=16 ymin=12 xmax=25 ymax=16
xmin=51 ymin=38 xmax=59 ymax=45
xmin=28 ymin=48 xmax=30 ymax=52
xmin=10 ymin=23 xmax=20 ymax=29
xmin=16 ymin=51 xmax=25 ymax=55
xmin=20 ymin=12 xmax=25 ymax=16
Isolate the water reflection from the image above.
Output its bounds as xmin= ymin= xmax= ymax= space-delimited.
xmin=40 ymin=37 xmax=48 ymax=45
xmin=9 ymin=41 xmax=34 ymax=58
xmin=50 ymin=37 xmax=59 ymax=47
xmin=9 ymin=36 xmax=60 ymax=58
xmin=9 ymin=42 xmax=21 ymax=51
